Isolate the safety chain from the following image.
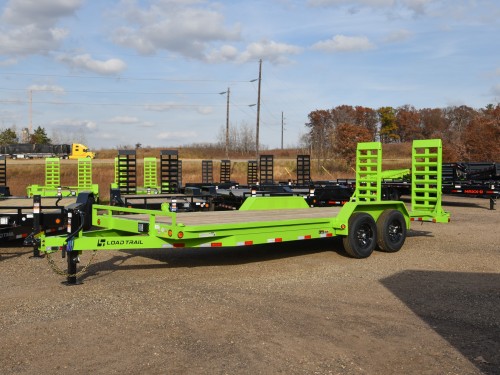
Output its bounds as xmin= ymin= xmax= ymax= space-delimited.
xmin=46 ymin=250 xmax=98 ymax=278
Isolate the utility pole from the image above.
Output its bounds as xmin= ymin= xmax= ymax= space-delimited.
xmin=29 ymin=89 xmax=33 ymax=134
xmin=225 ymin=87 xmax=230 ymax=159
xmin=281 ymin=111 xmax=284 ymax=149
xmin=255 ymin=59 xmax=262 ymax=158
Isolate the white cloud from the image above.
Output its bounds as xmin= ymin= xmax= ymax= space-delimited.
xmin=0 ymin=24 xmax=69 ymax=56
xmin=28 ymin=84 xmax=65 ymax=94
xmin=108 ymin=116 xmax=155 ymax=127
xmin=0 ymin=57 xmax=18 ymax=66
xmin=402 ymin=0 xmax=432 ymax=15
xmin=50 ymin=27 xmax=69 ymax=41
xmin=57 ymin=54 xmax=127 ymax=75
xmin=144 ymin=102 xmax=214 ymax=114
xmin=0 ymin=0 xmax=82 ymax=56
xmin=52 ymin=119 xmax=97 ymax=130
xmin=197 ymin=106 xmax=214 ymax=115
xmin=110 ymin=3 xmax=303 ymax=65
xmin=205 ymin=45 xmax=239 ymax=63
xmin=111 ymin=2 xmax=241 ymax=59
xmin=384 ymin=29 xmax=413 ymax=43
xmin=145 ymin=102 xmax=185 ymax=112
xmin=157 ymin=131 xmax=198 ymax=140
xmin=238 ymin=40 xmax=302 ymax=64
xmin=307 ymin=0 xmax=432 ymax=15
xmin=2 ymin=0 xmax=83 ymax=25
xmin=308 ymin=0 xmax=395 ymax=6
xmin=312 ymin=35 xmax=375 ymax=52
xmin=108 ymin=116 xmax=140 ymax=124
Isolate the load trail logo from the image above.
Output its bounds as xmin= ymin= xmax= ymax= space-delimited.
xmin=97 ymin=239 xmax=144 ymax=247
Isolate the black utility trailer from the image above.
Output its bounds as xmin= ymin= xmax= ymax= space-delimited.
xmin=442 ymin=162 xmax=499 ymax=209
xmin=0 ymin=193 xmax=94 ymax=256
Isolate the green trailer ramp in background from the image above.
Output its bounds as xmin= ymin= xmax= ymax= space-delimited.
xmin=39 ymin=139 xmax=450 ymax=284
xmin=111 ymin=155 xmax=160 ymax=194
xmin=137 ymin=157 xmax=160 ymax=194
xmin=27 ymin=158 xmax=99 ymax=198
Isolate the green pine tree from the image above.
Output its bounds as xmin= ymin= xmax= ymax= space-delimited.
xmin=29 ymin=126 xmax=51 ymax=144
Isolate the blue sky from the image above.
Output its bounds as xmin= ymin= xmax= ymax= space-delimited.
xmin=1 ymin=0 xmax=499 ymax=150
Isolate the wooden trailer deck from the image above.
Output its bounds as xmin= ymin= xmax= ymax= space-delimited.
xmin=117 ymin=206 xmax=343 ymax=226
xmin=0 ymin=197 xmax=77 ymax=213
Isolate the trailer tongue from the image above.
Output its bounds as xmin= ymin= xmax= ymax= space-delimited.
xmin=39 ymin=139 xmax=450 ymax=284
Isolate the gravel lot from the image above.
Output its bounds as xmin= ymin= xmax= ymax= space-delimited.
xmin=1 ymin=195 xmax=499 ymax=375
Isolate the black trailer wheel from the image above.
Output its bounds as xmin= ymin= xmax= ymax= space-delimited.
xmin=376 ymin=209 xmax=406 ymax=252
xmin=342 ymin=213 xmax=377 ymax=258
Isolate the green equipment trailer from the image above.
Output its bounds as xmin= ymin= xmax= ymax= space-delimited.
xmin=38 ymin=139 xmax=450 ymax=284
xmin=26 ymin=157 xmax=99 ymax=198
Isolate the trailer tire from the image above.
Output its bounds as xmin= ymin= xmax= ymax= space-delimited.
xmin=376 ymin=209 xmax=406 ymax=252
xmin=342 ymin=212 xmax=377 ymax=259
xmin=389 ymin=189 xmax=400 ymax=201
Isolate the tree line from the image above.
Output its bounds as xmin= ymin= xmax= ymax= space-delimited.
xmin=304 ymin=104 xmax=500 ymax=165
xmin=0 ymin=126 xmax=51 ymax=145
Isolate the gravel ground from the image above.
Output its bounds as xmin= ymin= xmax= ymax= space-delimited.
xmin=0 ymin=195 xmax=499 ymax=375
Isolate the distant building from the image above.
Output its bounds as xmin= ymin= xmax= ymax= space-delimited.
xmin=21 ymin=128 xmax=30 ymax=143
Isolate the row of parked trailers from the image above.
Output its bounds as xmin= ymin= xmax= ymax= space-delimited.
xmin=0 ymin=142 xmax=497 ymax=260
xmin=108 ymin=149 xmax=499 ymax=212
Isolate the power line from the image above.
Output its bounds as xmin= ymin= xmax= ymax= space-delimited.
xmin=0 ymin=99 xmax=247 ymax=107
xmin=0 ymin=87 xmax=223 ymax=95
xmin=0 ymin=71 xmax=255 ymax=83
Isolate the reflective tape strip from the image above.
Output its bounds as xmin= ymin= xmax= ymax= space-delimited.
xmin=411 ymin=218 xmax=433 ymax=222
xmin=298 ymin=235 xmax=312 ymax=240
xmin=200 ymin=242 xmax=222 ymax=247
xmin=237 ymin=241 xmax=254 ymax=246
xmin=267 ymin=238 xmax=282 ymax=243
xmin=320 ymin=233 xmax=333 ymax=238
